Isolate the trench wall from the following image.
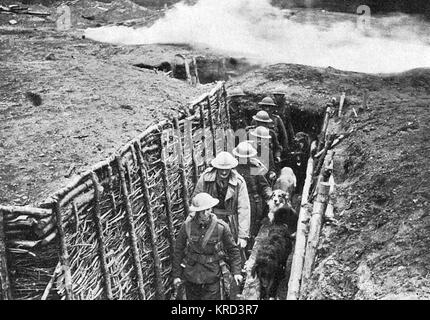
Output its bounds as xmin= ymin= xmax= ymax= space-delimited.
xmin=0 ymin=82 xmax=229 ymax=300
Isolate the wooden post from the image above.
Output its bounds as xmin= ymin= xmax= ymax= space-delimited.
xmin=206 ymin=96 xmax=217 ymax=157
xmin=325 ymin=175 xmax=336 ymax=220
xmin=286 ymin=156 xmax=314 ymax=300
xmin=125 ymin=161 xmax=134 ymax=195
xmin=192 ymin=56 xmax=200 ymax=85
xmin=316 ymin=106 xmax=331 ymax=154
xmin=0 ymin=210 xmax=12 ymax=300
xmin=338 ymin=92 xmax=346 ymax=117
xmin=53 ymin=201 xmax=74 ymax=300
xmin=362 ymin=90 xmax=368 ymax=110
xmin=107 ymin=164 xmax=117 ymax=216
xmin=91 ymin=172 xmax=113 ymax=300
xmin=159 ymin=134 xmax=176 ymax=262
xmin=223 ymin=85 xmax=231 ymax=128
xmin=301 ymin=182 xmax=331 ymax=295
xmin=116 ymin=156 xmax=146 ymax=300
xmin=199 ymin=103 xmax=208 ymax=165
xmin=173 ymin=118 xmax=190 ymax=217
xmin=134 ymin=142 xmax=165 ymax=300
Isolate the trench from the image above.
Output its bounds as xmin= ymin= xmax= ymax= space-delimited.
xmin=227 ymin=94 xmax=327 ymax=300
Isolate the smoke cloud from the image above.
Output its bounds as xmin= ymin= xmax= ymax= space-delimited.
xmin=85 ymin=0 xmax=430 ymax=73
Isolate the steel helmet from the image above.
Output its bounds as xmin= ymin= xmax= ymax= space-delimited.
xmin=232 ymin=141 xmax=258 ymax=158
xmin=211 ymin=151 xmax=239 ymax=169
xmin=189 ymin=192 xmax=219 ymax=212
xmin=258 ymin=96 xmax=277 ymax=106
xmin=250 ymin=126 xmax=272 ymax=139
xmin=227 ymin=87 xmax=245 ymax=98
xmin=252 ymin=110 xmax=273 ymax=123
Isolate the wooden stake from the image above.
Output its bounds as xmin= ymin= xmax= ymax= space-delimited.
xmin=107 ymin=164 xmax=117 ymax=216
xmin=53 ymin=201 xmax=73 ymax=300
xmin=173 ymin=118 xmax=190 ymax=218
xmin=362 ymin=90 xmax=368 ymax=110
xmin=0 ymin=210 xmax=12 ymax=300
xmin=338 ymin=92 xmax=346 ymax=117
xmin=199 ymin=103 xmax=208 ymax=165
xmin=206 ymin=96 xmax=217 ymax=158
xmin=159 ymin=134 xmax=176 ymax=261
xmin=116 ymin=156 xmax=146 ymax=300
xmin=301 ymin=182 xmax=331 ymax=295
xmin=91 ymin=172 xmax=113 ymax=300
xmin=316 ymin=106 xmax=331 ymax=154
xmin=41 ymin=262 xmax=61 ymax=300
xmin=192 ymin=56 xmax=200 ymax=85
xmin=223 ymin=84 xmax=231 ymax=128
xmin=134 ymin=142 xmax=165 ymax=300
xmin=287 ymin=156 xmax=314 ymax=300
xmin=125 ymin=161 xmax=134 ymax=195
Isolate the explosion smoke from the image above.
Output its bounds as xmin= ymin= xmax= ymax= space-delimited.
xmin=85 ymin=0 xmax=430 ymax=73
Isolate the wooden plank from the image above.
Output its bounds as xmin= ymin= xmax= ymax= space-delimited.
xmin=301 ymin=182 xmax=331 ymax=294
xmin=286 ymin=156 xmax=314 ymax=300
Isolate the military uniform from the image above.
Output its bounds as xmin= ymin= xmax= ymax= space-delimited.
xmin=193 ymin=167 xmax=251 ymax=241
xmin=172 ymin=213 xmax=241 ymax=300
xmin=235 ymin=159 xmax=272 ymax=239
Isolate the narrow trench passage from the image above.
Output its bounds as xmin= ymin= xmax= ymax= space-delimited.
xmin=229 ymin=93 xmax=326 ymax=300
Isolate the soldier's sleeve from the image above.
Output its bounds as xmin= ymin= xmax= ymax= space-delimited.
xmin=258 ymin=175 xmax=273 ymax=201
xmin=271 ymin=131 xmax=282 ymax=158
xmin=276 ymin=116 xmax=290 ymax=152
xmin=172 ymin=225 xmax=187 ymax=279
xmin=221 ymin=223 xmax=242 ymax=275
xmin=237 ymin=179 xmax=251 ymax=239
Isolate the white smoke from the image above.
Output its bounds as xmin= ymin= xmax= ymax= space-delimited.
xmin=84 ymin=0 xmax=430 ymax=73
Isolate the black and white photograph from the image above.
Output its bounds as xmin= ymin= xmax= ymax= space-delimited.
xmin=0 ymin=0 xmax=429 ymax=305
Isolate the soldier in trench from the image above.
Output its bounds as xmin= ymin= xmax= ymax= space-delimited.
xmin=192 ymin=152 xmax=251 ymax=299
xmin=252 ymin=96 xmax=292 ymax=160
xmin=172 ymin=193 xmax=243 ymax=300
xmin=232 ymin=141 xmax=273 ymax=257
xmin=227 ymin=87 xmax=249 ymax=131
xmin=272 ymin=87 xmax=295 ymax=149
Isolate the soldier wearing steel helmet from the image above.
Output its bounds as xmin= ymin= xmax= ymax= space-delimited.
xmin=172 ymin=192 xmax=242 ymax=300
xmin=227 ymin=87 xmax=248 ymax=131
xmin=192 ymin=151 xmax=251 ymax=249
xmin=253 ymin=96 xmax=291 ymax=155
xmin=272 ymin=87 xmax=295 ymax=148
xmin=232 ymin=141 xmax=272 ymax=252
xmin=248 ymin=125 xmax=278 ymax=182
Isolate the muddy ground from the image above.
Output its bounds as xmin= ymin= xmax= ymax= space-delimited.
xmin=1 ymin=0 xmax=429 ymax=300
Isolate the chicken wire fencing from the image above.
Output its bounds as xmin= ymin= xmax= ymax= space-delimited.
xmin=0 ymin=81 xmax=230 ymax=300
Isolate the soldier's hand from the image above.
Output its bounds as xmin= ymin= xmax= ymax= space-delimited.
xmin=173 ymin=278 xmax=182 ymax=286
xmin=234 ymin=274 xmax=244 ymax=285
xmin=238 ymin=238 xmax=247 ymax=248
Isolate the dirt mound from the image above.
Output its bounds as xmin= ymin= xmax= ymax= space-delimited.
xmin=0 ymin=26 xmax=209 ymax=206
